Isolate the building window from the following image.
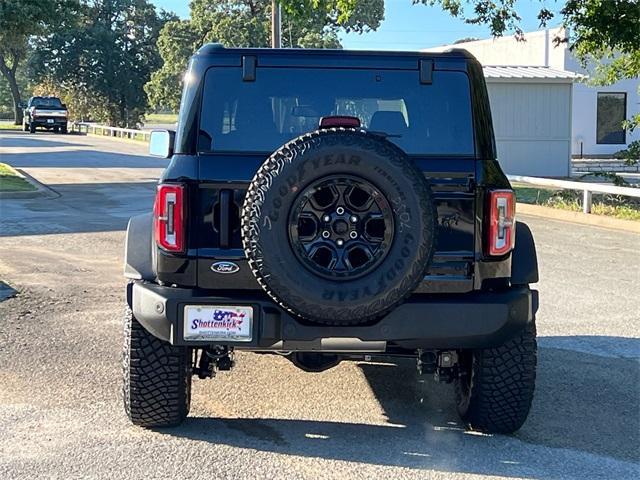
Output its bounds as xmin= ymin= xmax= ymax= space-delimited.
xmin=596 ymin=92 xmax=626 ymax=144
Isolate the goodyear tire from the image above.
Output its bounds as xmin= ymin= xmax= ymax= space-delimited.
xmin=122 ymin=307 xmax=192 ymax=427
xmin=455 ymin=321 xmax=537 ymax=434
xmin=241 ymin=128 xmax=436 ymax=325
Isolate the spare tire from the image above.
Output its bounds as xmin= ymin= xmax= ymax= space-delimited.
xmin=241 ymin=128 xmax=435 ymax=325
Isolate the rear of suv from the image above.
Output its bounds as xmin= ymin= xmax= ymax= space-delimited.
xmin=123 ymin=44 xmax=539 ymax=434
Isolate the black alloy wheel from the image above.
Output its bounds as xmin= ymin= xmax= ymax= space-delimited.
xmin=289 ymin=175 xmax=394 ymax=281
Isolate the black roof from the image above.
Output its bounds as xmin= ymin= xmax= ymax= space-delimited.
xmin=195 ymin=43 xmax=476 ymax=60
xmin=192 ymin=44 xmax=478 ymax=71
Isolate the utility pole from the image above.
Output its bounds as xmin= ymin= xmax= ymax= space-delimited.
xmin=271 ymin=0 xmax=282 ymax=48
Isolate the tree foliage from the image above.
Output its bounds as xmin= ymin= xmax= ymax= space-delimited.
xmin=0 ymin=0 xmax=77 ymax=123
xmin=145 ymin=0 xmax=384 ymax=111
xmin=30 ymin=0 xmax=173 ymax=127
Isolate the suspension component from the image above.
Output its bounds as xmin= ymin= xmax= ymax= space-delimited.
xmin=192 ymin=346 xmax=235 ymax=379
xmin=417 ymin=349 xmax=461 ymax=383
xmin=434 ymin=350 xmax=460 ymax=383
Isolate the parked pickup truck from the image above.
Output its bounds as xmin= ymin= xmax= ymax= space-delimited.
xmin=21 ymin=96 xmax=68 ymax=134
xmin=122 ymin=44 xmax=540 ymax=434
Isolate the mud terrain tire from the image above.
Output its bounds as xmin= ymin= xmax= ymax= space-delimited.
xmin=455 ymin=321 xmax=537 ymax=434
xmin=122 ymin=307 xmax=192 ymax=427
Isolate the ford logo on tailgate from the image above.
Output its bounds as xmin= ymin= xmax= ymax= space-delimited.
xmin=211 ymin=261 xmax=240 ymax=274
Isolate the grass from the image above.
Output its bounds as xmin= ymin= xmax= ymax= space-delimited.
xmin=144 ymin=113 xmax=177 ymax=125
xmin=0 ymin=163 xmax=36 ymax=192
xmin=513 ymin=183 xmax=640 ymax=222
xmin=0 ymin=121 xmax=23 ymax=131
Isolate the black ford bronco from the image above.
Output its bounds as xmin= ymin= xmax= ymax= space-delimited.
xmin=123 ymin=44 xmax=539 ymax=434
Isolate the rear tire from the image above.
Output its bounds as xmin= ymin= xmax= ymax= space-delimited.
xmin=455 ymin=321 xmax=537 ymax=434
xmin=122 ymin=307 xmax=192 ymax=427
xmin=61 ymin=125 xmax=68 ymax=134
xmin=29 ymin=122 xmax=36 ymax=134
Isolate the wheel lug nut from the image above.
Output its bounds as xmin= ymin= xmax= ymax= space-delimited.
xmin=323 ymin=215 xmax=331 ymax=222
xmin=336 ymin=207 xmax=345 ymax=215
xmin=322 ymin=231 xmax=330 ymax=238
xmin=350 ymin=216 xmax=358 ymax=223
xmin=349 ymin=231 xmax=358 ymax=239
xmin=336 ymin=239 xmax=344 ymax=247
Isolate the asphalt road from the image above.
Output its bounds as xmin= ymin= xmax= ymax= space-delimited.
xmin=1 ymin=131 xmax=639 ymax=480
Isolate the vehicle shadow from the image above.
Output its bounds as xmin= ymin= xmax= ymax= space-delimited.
xmin=0 ymin=135 xmax=89 ymax=148
xmin=165 ymin=335 xmax=639 ymax=478
xmin=0 ymin=148 xmax=163 ymax=169
xmin=0 ymin=181 xmax=157 ymax=237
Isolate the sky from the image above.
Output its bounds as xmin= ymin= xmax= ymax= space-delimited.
xmin=150 ymin=0 xmax=565 ymax=50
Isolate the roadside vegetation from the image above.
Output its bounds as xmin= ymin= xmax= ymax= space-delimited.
xmin=0 ymin=121 xmax=22 ymax=130
xmin=144 ymin=113 xmax=178 ymax=125
xmin=0 ymin=163 xmax=36 ymax=192
xmin=514 ymin=184 xmax=640 ymax=221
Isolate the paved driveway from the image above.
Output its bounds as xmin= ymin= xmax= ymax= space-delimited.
xmin=0 ymin=131 xmax=165 ymax=236
xmin=0 ymin=131 xmax=638 ymax=479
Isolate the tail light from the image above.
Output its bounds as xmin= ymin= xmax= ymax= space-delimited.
xmin=154 ymin=184 xmax=185 ymax=252
xmin=486 ymin=189 xmax=515 ymax=256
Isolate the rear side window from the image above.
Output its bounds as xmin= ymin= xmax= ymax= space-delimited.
xmin=199 ymin=67 xmax=474 ymax=155
xmin=31 ymin=97 xmax=63 ymax=108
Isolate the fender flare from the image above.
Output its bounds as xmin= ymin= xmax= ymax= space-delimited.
xmin=124 ymin=213 xmax=156 ymax=283
xmin=511 ymin=221 xmax=539 ymax=285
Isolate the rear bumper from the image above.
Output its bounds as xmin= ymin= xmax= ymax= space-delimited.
xmin=128 ymin=282 xmax=538 ymax=351
xmin=32 ymin=118 xmax=67 ymax=127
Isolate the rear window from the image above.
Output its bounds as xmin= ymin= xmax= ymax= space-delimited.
xmin=199 ymin=67 xmax=474 ymax=155
xmin=31 ymin=97 xmax=63 ymax=108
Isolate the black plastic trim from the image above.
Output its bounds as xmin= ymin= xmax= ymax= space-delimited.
xmin=419 ymin=59 xmax=433 ymax=84
xmin=242 ymin=55 xmax=256 ymax=81
xmin=219 ymin=189 xmax=231 ymax=248
xmin=512 ymin=221 xmax=539 ymax=285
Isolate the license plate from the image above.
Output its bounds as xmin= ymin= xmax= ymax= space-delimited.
xmin=183 ymin=305 xmax=252 ymax=342
xmin=47 ymin=119 xmax=54 ymax=123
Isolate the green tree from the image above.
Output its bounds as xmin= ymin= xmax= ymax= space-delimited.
xmin=0 ymin=0 xmax=77 ymax=124
xmin=145 ymin=0 xmax=384 ymax=111
xmin=0 ymin=59 xmax=29 ymax=117
xmin=30 ymin=0 xmax=174 ymax=126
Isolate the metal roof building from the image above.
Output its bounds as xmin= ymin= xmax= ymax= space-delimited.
xmin=428 ymin=28 xmax=639 ymax=177
xmin=478 ymin=65 xmax=577 ymax=176
xmin=482 ymin=65 xmax=581 ymax=82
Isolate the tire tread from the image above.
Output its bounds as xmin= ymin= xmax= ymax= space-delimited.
xmin=122 ymin=307 xmax=191 ymax=427
xmin=456 ymin=322 xmax=537 ymax=434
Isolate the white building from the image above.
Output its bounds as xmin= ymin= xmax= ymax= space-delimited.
xmin=428 ymin=28 xmax=639 ymax=177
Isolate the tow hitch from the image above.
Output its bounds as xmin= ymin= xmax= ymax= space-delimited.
xmin=417 ymin=350 xmax=461 ymax=383
xmin=192 ymin=347 xmax=234 ymax=379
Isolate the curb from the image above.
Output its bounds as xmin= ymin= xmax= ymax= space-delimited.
xmin=516 ymin=203 xmax=640 ymax=234
xmin=0 ymin=168 xmax=60 ymax=199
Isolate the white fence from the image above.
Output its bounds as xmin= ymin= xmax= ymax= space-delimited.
xmin=507 ymin=174 xmax=640 ymax=214
xmin=72 ymin=122 xmax=151 ymax=141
